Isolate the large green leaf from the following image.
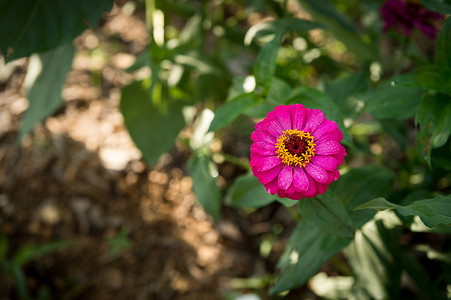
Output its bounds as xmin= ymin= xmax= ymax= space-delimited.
xmin=420 ymin=0 xmax=451 ymax=14
xmin=225 ymin=172 xmax=277 ymax=208
xmin=187 ymin=153 xmax=221 ymax=221
xmin=270 ymin=221 xmax=351 ymax=294
xmin=287 ymin=86 xmax=353 ymax=146
xmin=332 ymin=165 xmax=395 ymax=228
xmin=344 ymin=216 xmax=402 ymax=300
xmin=298 ymin=189 xmax=355 ymax=239
xmin=297 ymin=0 xmax=376 ymax=62
xmin=325 ymin=71 xmax=371 ymax=119
xmin=364 ymin=79 xmax=425 ymax=120
xmin=20 ymin=42 xmax=75 ymax=141
xmin=434 ymin=16 xmax=451 ymax=68
xmin=412 ymin=65 xmax=451 ymax=95
xmin=355 ymin=194 xmax=451 ymax=227
xmin=415 ymin=93 xmax=451 ymax=164
xmin=120 ymin=81 xmax=185 ymax=165
xmin=254 ymin=30 xmax=283 ymax=92
xmin=224 ymin=172 xmax=297 ymax=208
xmin=0 ymin=0 xmax=113 ymax=62
xmin=208 ymin=93 xmax=260 ymax=132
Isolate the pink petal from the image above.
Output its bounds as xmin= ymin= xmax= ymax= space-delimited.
xmin=265 ymin=178 xmax=279 ymax=195
xmin=316 ymin=128 xmax=343 ymax=143
xmin=305 ymin=163 xmax=329 ymax=184
xmin=274 ymin=105 xmax=292 ymax=130
xmin=278 ymin=165 xmax=293 ymax=190
xmin=291 ymin=104 xmax=307 ymax=131
xmin=293 ymin=166 xmax=309 ymax=192
xmin=315 ymin=140 xmax=342 ymax=155
xmin=316 ymin=182 xmax=329 ymax=194
xmin=311 ymin=155 xmax=338 ymax=171
xmin=255 ymin=118 xmax=284 ymax=138
xmin=303 ymin=109 xmax=325 ymax=133
xmin=254 ymin=156 xmax=282 ymax=171
xmin=332 ymin=146 xmax=347 ymax=165
xmin=250 ymin=143 xmax=276 ymax=156
xmin=251 ymin=130 xmax=276 ymax=144
xmin=303 ymin=173 xmax=318 ymax=198
xmin=256 ymin=164 xmax=284 ymax=184
xmin=250 ymin=152 xmax=266 ymax=167
xmin=313 ymin=119 xmax=337 ymax=140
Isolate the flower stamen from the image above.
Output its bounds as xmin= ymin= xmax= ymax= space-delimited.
xmin=275 ymin=129 xmax=315 ymax=167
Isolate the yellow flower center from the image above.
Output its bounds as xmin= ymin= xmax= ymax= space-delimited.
xmin=275 ymin=129 xmax=316 ymax=167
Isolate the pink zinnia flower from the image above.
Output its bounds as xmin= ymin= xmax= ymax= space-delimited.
xmin=381 ymin=0 xmax=443 ymax=39
xmin=250 ymin=104 xmax=346 ymax=200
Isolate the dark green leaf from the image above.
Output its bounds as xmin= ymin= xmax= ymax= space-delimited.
xmin=287 ymin=86 xmax=352 ymax=146
xmin=365 ymin=79 xmax=425 ymax=120
xmin=325 ymin=71 xmax=371 ymax=119
xmin=413 ymin=65 xmax=451 ymax=95
xmin=254 ymin=31 xmax=283 ymax=92
xmin=208 ymin=93 xmax=260 ymax=131
xmin=20 ymin=42 xmax=75 ymax=141
xmin=224 ymin=172 xmax=277 ymax=208
xmin=401 ymin=253 xmax=448 ymax=300
xmin=415 ymin=93 xmax=450 ymax=164
xmin=120 ymin=81 xmax=185 ymax=165
xmin=267 ymin=77 xmax=292 ymax=104
xmin=13 ymin=241 xmax=71 ymax=267
xmin=345 ymin=219 xmax=402 ymax=300
xmin=420 ymin=0 xmax=451 ymax=14
xmin=434 ymin=15 xmax=451 ymax=67
xmin=297 ymin=0 xmax=376 ymax=62
xmin=271 ymin=221 xmax=350 ymax=294
xmin=333 ymin=165 xmax=394 ymax=229
xmin=0 ymin=0 xmax=113 ymax=62
xmin=188 ymin=153 xmax=221 ymax=221
xmin=355 ymin=194 xmax=451 ymax=227
xmin=281 ymin=17 xmax=326 ymax=33
xmin=298 ymin=190 xmax=355 ymax=239
xmin=225 ymin=172 xmax=298 ymax=208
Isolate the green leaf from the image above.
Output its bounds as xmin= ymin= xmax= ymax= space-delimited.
xmin=415 ymin=93 xmax=451 ymax=164
xmin=364 ymin=79 xmax=425 ymax=120
xmin=208 ymin=93 xmax=260 ymax=132
xmin=224 ymin=172 xmax=277 ymax=208
xmin=297 ymin=0 xmax=376 ymax=62
xmin=344 ymin=217 xmax=402 ymax=300
xmin=225 ymin=172 xmax=298 ymax=208
xmin=420 ymin=0 xmax=451 ymax=14
xmin=13 ymin=241 xmax=71 ymax=267
xmin=411 ymin=65 xmax=451 ymax=95
xmin=287 ymin=86 xmax=352 ymax=146
xmin=401 ymin=253 xmax=448 ymax=300
xmin=325 ymin=71 xmax=371 ymax=119
xmin=188 ymin=153 xmax=221 ymax=221
xmin=0 ymin=0 xmax=113 ymax=62
xmin=333 ymin=165 xmax=394 ymax=228
xmin=434 ymin=16 xmax=451 ymax=67
xmin=20 ymin=42 xmax=75 ymax=141
xmin=270 ymin=221 xmax=351 ymax=294
xmin=120 ymin=81 xmax=185 ymax=165
xmin=298 ymin=189 xmax=355 ymax=239
xmin=267 ymin=77 xmax=292 ymax=104
xmin=355 ymin=194 xmax=451 ymax=227
xmin=254 ymin=30 xmax=283 ymax=92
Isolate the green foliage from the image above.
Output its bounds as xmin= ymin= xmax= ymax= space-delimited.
xmin=120 ymin=80 xmax=185 ymax=165
xmin=0 ymin=0 xmax=113 ymax=62
xmin=6 ymin=0 xmax=451 ymax=298
xmin=20 ymin=42 xmax=75 ymax=141
xmin=356 ymin=194 xmax=451 ymax=227
xmin=188 ymin=153 xmax=221 ymax=221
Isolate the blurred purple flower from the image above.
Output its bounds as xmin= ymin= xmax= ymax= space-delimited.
xmin=381 ymin=0 xmax=443 ymax=39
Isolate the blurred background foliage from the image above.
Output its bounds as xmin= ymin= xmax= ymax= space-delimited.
xmin=1 ymin=0 xmax=451 ymax=299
